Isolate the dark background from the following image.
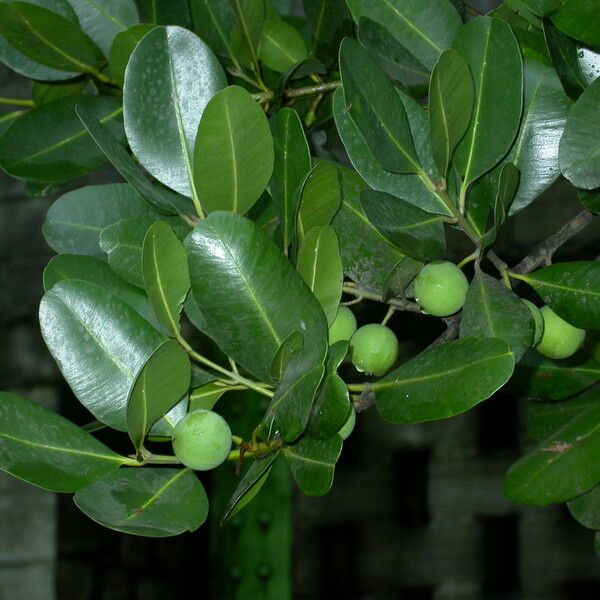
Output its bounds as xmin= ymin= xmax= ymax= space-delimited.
xmin=2 ymin=1 xmax=600 ymax=598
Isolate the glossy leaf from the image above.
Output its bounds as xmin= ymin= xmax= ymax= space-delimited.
xmin=135 ymin=0 xmax=191 ymax=26
xmin=271 ymin=330 xmax=304 ymax=383
xmin=559 ymin=77 xmax=600 ymax=189
xmin=0 ymin=1 xmax=104 ymax=73
xmin=303 ymin=0 xmax=350 ymax=65
xmin=67 ymin=0 xmax=139 ymax=57
xmin=0 ymin=392 xmax=124 ymax=493
xmin=520 ymin=0 xmax=564 ymax=15
xmin=40 ymin=280 xmax=165 ymax=430
xmin=43 ymin=254 xmax=163 ymax=331
xmin=189 ymin=382 xmax=226 ymax=412
xmin=460 ymin=270 xmax=534 ymax=360
xmin=100 ymin=216 xmax=154 ymax=288
xmin=186 ymin=211 xmax=328 ymax=382
xmin=43 ymin=184 xmax=157 ymax=258
xmin=332 ymin=166 xmax=423 ymax=295
xmin=568 ymin=481 xmax=600 ymax=529
xmin=229 ymin=0 xmax=265 ymax=69
xmin=503 ymin=403 xmax=600 ymax=505
xmin=123 ymin=25 xmax=226 ymax=196
xmin=551 ymin=0 xmax=600 ymax=47
xmin=453 ymin=17 xmax=523 ymax=194
xmin=189 ymin=0 xmax=236 ymax=58
xmin=221 ymin=452 xmax=279 ymax=523
xmin=127 ymin=340 xmax=191 ymax=454
xmin=0 ymin=96 xmax=124 ymax=183
xmin=194 ymin=86 xmax=273 ymax=215
xmin=579 ymin=192 xmax=600 ymax=214
xmin=109 ymin=23 xmax=156 ymax=86
xmin=507 ymin=58 xmax=571 ymax=214
xmin=360 ymin=189 xmax=446 ymax=263
xmin=31 ymin=80 xmax=87 ymax=106
xmin=514 ymin=261 xmax=600 ymax=329
xmin=332 ymin=87 xmax=450 ymax=216
xmin=308 ymin=372 xmax=351 ymax=441
xmin=142 ymin=221 xmax=190 ymax=336
xmin=296 ymin=160 xmax=343 ymax=242
xmin=339 ymin=38 xmax=420 ymax=174
xmin=429 ymin=49 xmax=474 ymax=178
xmin=296 ymin=225 xmax=343 ymax=326
xmin=271 ymin=107 xmax=311 ymax=250
xmin=283 ymin=434 xmax=342 ymax=496
xmin=346 ymin=0 xmax=462 ymax=70
xmin=258 ymin=18 xmax=308 ymax=73
xmin=376 ymin=337 xmax=515 ymax=424
xmin=358 ymin=17 xmax=429 ymax=97
xmin=76 ymin=105 xmax=192 ymax=216
xmin=74 ymin=468 xmax=208 ymax=536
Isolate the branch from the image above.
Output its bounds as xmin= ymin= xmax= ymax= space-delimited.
xmin=425 ymin=314 xmax=461 ymax=350
xmin=342 ymin=282 xmax=422 ymax=313
xmin=285 ymin=80 xmax=341 ymax=99
xmin=511 ymin=209 xmax=597 ymax=275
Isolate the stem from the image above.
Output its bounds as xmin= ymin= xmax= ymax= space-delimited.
xmin=457 ymin=251 xmax=478 ymax=269
xmin=88 ymin=69 xmax=119 ymax=87
xmin=343 ymin=282 xmax=422 ymax=313
xmin=381 ymin=306 xmax=396 ymax=326
xmin=227 ymin=67 xmax=266 ymax=92
xmin=304 ymin=92 xmax=324 ymax=127
xmin=0 ymin=97 xmax=34 ymax=107
xmin=511 ymin=209 xmax=597 ymax=275
xmin=285 ymin=80 xmax=341 ymax=99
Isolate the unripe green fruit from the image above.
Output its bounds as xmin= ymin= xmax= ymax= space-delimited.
xmin=328 ymin=306 xmax=357 ymax=345
xmin=536 ymin=306 xmax=586 ymax=360
xmin=349 ymin=324 xmax=399 ymax=376
xmin=338 ymin=408 xmax=356 ymax=440
xmin=522 ymin=299 xmax=544 ymax=346
xmin=414 ymin=261 xmax=469 ymax=317
xmin=172 ymin=409 xmax=232 ymax=471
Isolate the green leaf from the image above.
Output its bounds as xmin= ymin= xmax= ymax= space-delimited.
xmin=512 ymin=351 xmax=600 ymax=400
xmin=194 ymin=85 xmax=273 ymax=215
xmin=0 ymin=1 xmax=104 ymax=73
xmin=296 ymin=225 xmax=343 ymax=327
xmin=360 ymin=189 xmax=446 ymax=263
xmin=506 ymin=58 xmax=571 ymax=214
xmin=189 ymin=0 xmax=236 ymax=58
xmin=189 ymin=382 xmax=226 ymax=412
xmin=127 ymin=340 xmax=190 ymax=454
xmin=357 ymin=17 xmax=429 ymax=97
xmin=221 ymin=452 xmax=279 ymax=524
xmin=229 ymin=0 xmax=266 ymax=69
xmin=520 ymin=0 xmax=564 ymax=15
xmin=296 ymin=160 xmax=343 ymax=242
xmin=332 ymin=87 xmax=449 ymax=216
xmin=100 ymin=216 xmax=155 ymax=288
xmin=0 ymin=0 xmax=79 ymax=81
xmin=308 ymin=372 xmax=351 ymax=441
xmin=452 ymin=17 xmax=523 ymax=195
xmin=135 ymin=0 xmax=190 ymax=26
xmin=503 ymin=403 xmax=600 ymax=505
xmin=528 ymin=388 xmax=600 ymax=441
xmin=31 ymin=80 xmax=87 ymax=106
xmin=109 ymin=23 xmax=157 ymax=86
xmin=67 ymin=0 xmax=139 ymax=57
xmin=142 ymin=221 xmax=191 ymax=336
xmin=551 ymin=0 xmax=600 ymax=47
xmin=376 ymin=337 xmax=515 ymax=424
xmin=123 ymin=25 xmax=226 ymax=197
xmin=568 ymin=481 xmax=600 ymax=529
xmin=74 ymin=468 xmax=208 ymax=537
xmin=0 ymin=96 xmax=124 ymax=183
xmin=271 ymin=107 xmax=312 ymax=250
xmin=332 ymin=166 xmax=423 ymax=295
xmin=579 ymin=191 xmax=600 ymax=214
xmin=559 ymin=77 xmax=600 ymax=189
xmin=43 ymin=184 xmax=158 ymax=257
xmin=40 ymin=280 xmax=165 ymax=430
xmin=514 ymin=261 xmax=600 ymax=330
xmin=302 ymin=0 xmax=351 ymax=65
xmin=339 ymin=37 xmax=420 ymax=174
xmin=346 ymin=0 xmax=462 ymax=70
xmin=186 ymin=211 xmax=327 ymax=382
xmin=43 ymin=254 xmax=163 ymax=331
xmin=0 ymin=391 xmax=124 ymax=493
xmin=460 ymin=270 xmax=534 ymax=360
xmin=429 ymin=48 xmax=474 ymax=178
xmin=283 ymin=434 xmax=342 ymax=496
xmin=76 ymin=104 xmax=192 ymax=217
xmin=271 ymin=330 xmax=304 ymax=383
xmin=258 ymin=18 xmax=308 ymax=73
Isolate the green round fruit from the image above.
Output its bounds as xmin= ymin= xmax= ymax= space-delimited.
xmin=338 ymin=408 xmax=356 ymax=440
xmin=414 ymin=261 xmax=469 ymax=317
xmin=536 ymin=306 xmax=586 ymax=360
xmin=172 ymin=410 xmax=232 ymax=471
xmin=328 ymin=306 xmax=357 ymax=345
xmin=349 ymin=324 xmax=399 ymax=376
xmin=522 ymin=299 xmax=544 ymax=346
